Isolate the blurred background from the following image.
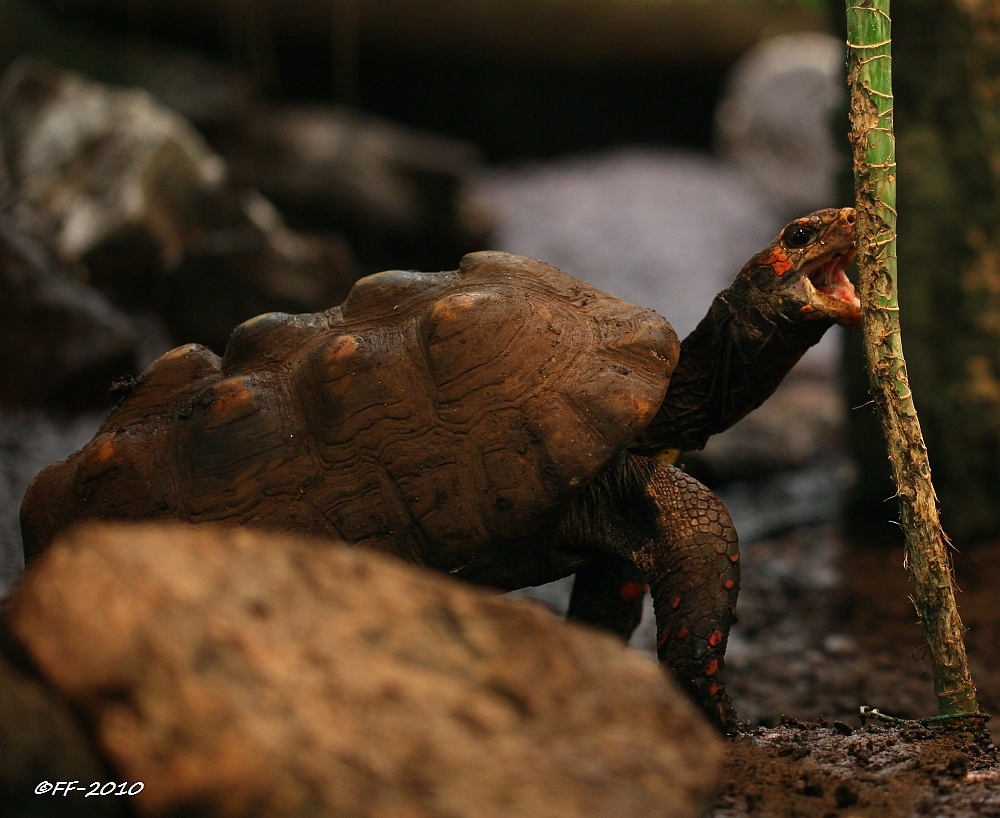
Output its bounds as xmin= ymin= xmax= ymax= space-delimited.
xmin=2 ymin=0 xmax=999 ymax=727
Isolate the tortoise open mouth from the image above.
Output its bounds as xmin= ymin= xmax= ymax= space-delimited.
xmin=801 ymin=248 xmax=861 ymax=327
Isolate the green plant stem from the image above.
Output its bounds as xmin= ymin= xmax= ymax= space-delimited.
xmin=846 ymin=0 xmax=979 ymax=717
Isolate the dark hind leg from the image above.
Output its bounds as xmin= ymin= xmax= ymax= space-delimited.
xmin=567 ymin=555 xmax=647 ymax=640
xmin=557 ymin=454 xmax=740 ymax=732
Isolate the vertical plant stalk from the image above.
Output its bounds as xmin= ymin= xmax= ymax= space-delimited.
xmin=846 ymin=0 xmax=979 ymax=716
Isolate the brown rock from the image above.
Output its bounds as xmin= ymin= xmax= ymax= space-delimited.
xmin=5 ymin=523 xmax=720 ymax=818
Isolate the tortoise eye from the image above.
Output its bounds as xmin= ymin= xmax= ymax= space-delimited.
xmin=784 ymin=225 xmax=818 ymax=248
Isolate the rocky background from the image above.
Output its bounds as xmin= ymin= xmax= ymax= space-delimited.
xmin=3 ymin=2 xmax=1000 ymax=817
xmin=0 ymin=8 xmax=851 ymax=599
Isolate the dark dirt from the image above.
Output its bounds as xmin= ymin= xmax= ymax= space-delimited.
xmin=711 ymin=524 xmax=1000 ymax=817
xmin=718 ymin=721 xmax=1000 ymax=818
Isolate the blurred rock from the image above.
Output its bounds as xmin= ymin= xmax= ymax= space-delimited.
xmin=0 ymin=408 xmax=104 ymax=597
xmin=685 ymin=370 xmax=848 ymax=484
xmin=0 ymin=0 xmax=252 ymax=131
xmin=5 ymin=523 xmax=721 ymax=818
xmin=220 ymin=103 xmax=493 ymax=271
xmin=0 ymin=59 xmax=357 ymax=350
xmin=112 ymin=49 xmax=253 ymax=133
xmin=0 ymin=211 xmax=143 ymax=408
xmin=715 ymin=33 xmax=846 ymax=221
xmin=0 ymin=645 xmax=121 ymax=817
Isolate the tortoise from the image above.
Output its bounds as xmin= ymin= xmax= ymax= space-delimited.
xmin=20 ymin=206 xmax=858 ymax=731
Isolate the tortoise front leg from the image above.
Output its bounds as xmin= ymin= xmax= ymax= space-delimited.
xmin=639 ymin=461 xmax=741 ymax=733
xmin=558 ymin=454 xmax=740 ymax=732
xmin=566 ymin=555 xmax=647 ymax=640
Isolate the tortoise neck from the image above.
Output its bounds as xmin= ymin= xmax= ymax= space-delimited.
xmin=634 ymin=280 xmax=830 ymax=454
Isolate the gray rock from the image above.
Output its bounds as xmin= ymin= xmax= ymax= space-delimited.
xmin=221 ymin=104 xmax=492 ymax=266
xmin=0 ymin=59 xmax=357 ymax=350
xmin=5 ymin=522 xmax=722 ymax=818
xmin=0 ymin=212 xmax=153 ymax=409
xmin=687 ymin=370 xmax=849 ymax=484
xmin=715 ymin=33 xmax=847 ymax=221
xmin=0 ymin=409 xmax=103 ymax=597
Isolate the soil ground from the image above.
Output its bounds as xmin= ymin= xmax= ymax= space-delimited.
xmin=713 ymin=525 xmax=1000 ymax=817
xmin=718 ymin=721 xmax=1000 ymax=817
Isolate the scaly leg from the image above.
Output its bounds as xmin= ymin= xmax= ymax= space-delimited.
xmin=641 ymin=462 xmax=740 ymax=732
xmin=557 ymin=454 xmax=741 ymax=732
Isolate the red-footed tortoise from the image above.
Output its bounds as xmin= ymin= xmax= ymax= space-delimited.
xmin=20 ymin=207 xmax=858 ymax=731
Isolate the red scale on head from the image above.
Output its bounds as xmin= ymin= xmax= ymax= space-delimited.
xmin=770 ymin=249 xmax=793 ymax=276
xmin=760 ymin=246 xmax=793 ymax=276
xmin=705 ymin=659 xmax=719 ymax=676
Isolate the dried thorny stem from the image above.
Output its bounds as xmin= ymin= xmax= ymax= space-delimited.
xmin=846 ymin=0 xmax=979 ymax=716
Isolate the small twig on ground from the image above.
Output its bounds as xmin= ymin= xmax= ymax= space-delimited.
xmin=859 ymin=706 xmax=991 ymax=730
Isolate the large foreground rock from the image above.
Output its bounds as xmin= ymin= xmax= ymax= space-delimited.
xmin=3 ymin=523 xmax=720 ymax=817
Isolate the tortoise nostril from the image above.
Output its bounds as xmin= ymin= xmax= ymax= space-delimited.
xmin=844 ymin=210 xmax=856 ymax=225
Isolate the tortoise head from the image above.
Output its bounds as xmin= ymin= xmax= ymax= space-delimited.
xmin=739 ymin=207 xmax=860 ymax=328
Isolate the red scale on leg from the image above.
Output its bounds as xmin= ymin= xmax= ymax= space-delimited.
xmin=618 ymin=581 xmax=644 ymax=602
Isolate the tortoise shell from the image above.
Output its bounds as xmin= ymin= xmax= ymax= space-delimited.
xmin=21 ymin=252 xmax=679 ymax=581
